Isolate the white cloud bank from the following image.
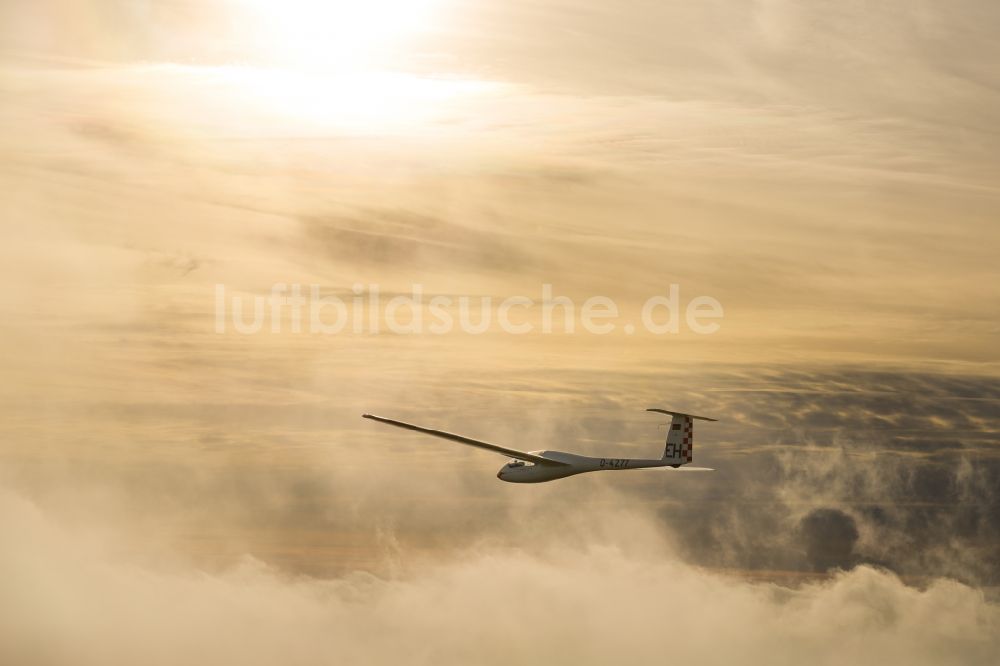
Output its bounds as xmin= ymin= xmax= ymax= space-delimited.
xmin=2 ymin=487 xmax=997 ymax=666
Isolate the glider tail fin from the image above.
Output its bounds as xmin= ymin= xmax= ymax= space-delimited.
xmin=646 ymin=408 xmax=717 ymax=464
xmin=663 ymin=413 xmax=694 ymax=463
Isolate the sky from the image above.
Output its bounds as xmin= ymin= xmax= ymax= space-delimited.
xmin=1 ymin=1 xmax=999 ymax=664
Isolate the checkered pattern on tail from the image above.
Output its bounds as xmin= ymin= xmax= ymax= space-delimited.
xmin=663 ymin=414 xmax=693 ymax=462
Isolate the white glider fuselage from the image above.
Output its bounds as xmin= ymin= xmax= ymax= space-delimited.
xmin=497 ymin=451 xmax=682 ymax=483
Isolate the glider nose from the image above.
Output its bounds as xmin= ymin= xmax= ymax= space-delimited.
xmin=497 ymin=469 xmax=504 ymax=480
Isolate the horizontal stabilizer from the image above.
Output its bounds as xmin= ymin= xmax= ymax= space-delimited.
xmin=646 ymin=408 xmax=718 ymax=422
xmin=662 ymin=466 xmax=715 ymax=471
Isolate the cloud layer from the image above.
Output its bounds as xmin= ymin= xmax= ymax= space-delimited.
xmin=3 ymin=487 xmax=999 ymax=666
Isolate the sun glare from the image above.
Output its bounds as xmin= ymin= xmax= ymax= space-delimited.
xmin=213 ymin=0 xmax=471 ymax=130
xmin=207 ymin=66 xmax=500 ymax=133
xmin=241 ymin=0 xmax=444 ymax=70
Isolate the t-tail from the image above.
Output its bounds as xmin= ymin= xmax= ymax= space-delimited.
xmin=646 ymin=408 xmax=718 ymax=466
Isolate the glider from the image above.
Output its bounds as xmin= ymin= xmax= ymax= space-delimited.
xmin=362 ymin=409 xmax=716 ymax=483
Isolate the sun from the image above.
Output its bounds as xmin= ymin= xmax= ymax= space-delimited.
xmin=240 ymin=0 xmax=444 ymax=71
xmin=202 ymin=0 xmax=491 ymax=132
